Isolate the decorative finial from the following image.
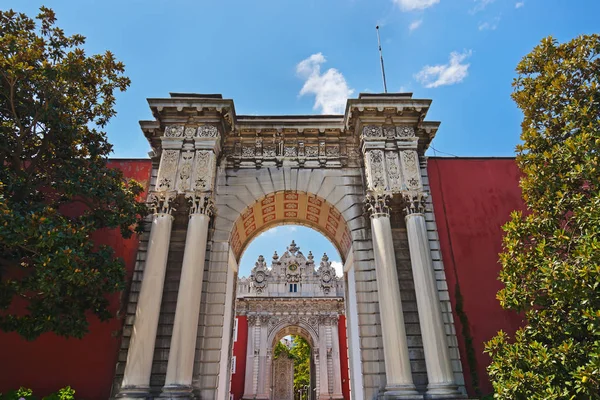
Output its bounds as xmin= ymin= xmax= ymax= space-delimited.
xmin=272 ymin=251 xmax=279 ymax=261
xmin=307 ymin=251 xmax=314 ymax=263
xmin=288 ymin=240 xmax=299 ymax=254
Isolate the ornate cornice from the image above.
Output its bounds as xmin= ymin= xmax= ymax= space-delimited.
xmin=236 ymin=297 xmax=344 ymax=315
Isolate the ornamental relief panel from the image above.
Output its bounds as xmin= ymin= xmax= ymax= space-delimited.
xmin=192 ymin=150 xmax=215 ymax=192
xmin=175 ymin=150 xmax=194 ymax=192
xmin=400 ymin=150 xmax=422 ymax=191
xmin=385 ymin=151 xmax=403 ymax=192
xmin=365 ymin=150 xmax=387 ymax=190
xmin=156 ymin=150 xmax=180 ymax=191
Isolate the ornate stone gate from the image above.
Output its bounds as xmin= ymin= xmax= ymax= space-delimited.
xmin=236 ymin=241 xmax=346 ymax=400
xmin=112 ymin=93 xmax=467 ymax=399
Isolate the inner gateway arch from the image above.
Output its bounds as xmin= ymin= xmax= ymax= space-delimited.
xmin=112 ymin=93 xmax=468 ymax=400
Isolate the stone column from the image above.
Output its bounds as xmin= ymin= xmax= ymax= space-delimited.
xmin=365 ymin=192 xmax=420 ymax=400
xmin=118 ymin=192 xmax=175 ymax=398
xmin=317 ymin=323 xmax=330 ymax=400
xmin=161 ymin=194 xmax=214 ymax=398
xmin=403 ymin=193 xmax=461 ymax=398
xmin=330 ymin=317 xmax=344 ymax=399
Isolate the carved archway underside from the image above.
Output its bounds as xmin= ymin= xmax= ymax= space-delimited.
xmin=231 ymin=191 xmax=352 ymax=262
xmin=271 ymin=324 xmax=317 ymax=349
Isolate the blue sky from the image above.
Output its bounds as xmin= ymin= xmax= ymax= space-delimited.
xmin=7 ymin=0 xmax=599 ymax=159
xmin=6 ymin=1 xmax=598 ymax=273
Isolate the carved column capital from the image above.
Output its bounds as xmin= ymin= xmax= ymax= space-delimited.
xmin=186 ymin=192 xmax=215 ymax=216
xmin=148 ymin=191 xmax=176 ymax=216
xmin=402 ymin=192 xmax=427 ymax=216
xmin=364 ymin=191 xmax=392 ymax=218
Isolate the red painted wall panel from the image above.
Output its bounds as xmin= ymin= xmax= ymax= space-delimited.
xmin=230 ymin=316 xmax=249 ymax=400
xmin=0 ymin=159 xmax=152 ymax=400
xmin=428 ymin=158 xmax=525 ymax=396
xmin=338 ymin=315 xmax=350 ymax=400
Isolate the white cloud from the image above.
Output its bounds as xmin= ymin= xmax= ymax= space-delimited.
xmin=331 ymin=261 xmax=343 ymax=277
xmin=478 ymin=16 xmax=500 ymax=30
xmin=296 ymin=53 xmax=354 ymax=115
xmin=393 ymin=0 xmax=440 ymax=11
xmin=470 ymin=0 xmax=495 ymax=14
xmin=260 ymin=227 xmax=279 ymax=236
xmin=515 ymin=1 xmax=524 ymax=8
xmin=286 ymin=226 xmax=298 ymax=232
xmin=414 ymin=50 xmax=472 ymax=88
xmin=409 ymin=19 xmax=423 ymax=31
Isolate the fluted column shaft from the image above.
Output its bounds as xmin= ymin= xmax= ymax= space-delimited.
xmin=366 ymin=194 xmax=420 ymax=399
xmin=405 ymin=207 xmax=460 ymax=398
xmin=161 ymin=195 xmax=213 ymax=398
xmin=119 ymin=203 xmax=174 ymax=398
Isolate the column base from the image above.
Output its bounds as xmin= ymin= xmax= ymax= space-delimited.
xmin=115 ymin=386 xmax=151 ymax=399
xmin=160 ymin=384 xmax=195 ymax=399
xmin=382 ymin=384 xmax=423 ymax=400
xmin=425 ymin=383 xmax=467 ymax=399
xmin=318 ymin=395 xmax=345 ymax=400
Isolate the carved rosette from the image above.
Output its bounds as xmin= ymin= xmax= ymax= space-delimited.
xmin=186 ymin=193 xmax=215 ymax=216
xmin=197 ymin=124 xmax=218 ymax=137
xmin=164 ymin=125 xmax=184 ymax=138
xmin=148 ymin=191 xmax=177 ymax=215
xmin=402 ymin=192 xmax=427 ymax=216
xmin=365 ymin=191 xmax=392 ymax=217
xmin=396 ymin=126 xmax=415 ymax=138
xmin=361 ymin=125 xmax=384 ymax=139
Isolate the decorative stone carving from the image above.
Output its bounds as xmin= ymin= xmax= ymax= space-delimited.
xmin=385 ymin=151 xmax=403 ymax=192
xmin=401 ymin=150 xmax=422 ymax=191
xmin=366 ymin=150 xmax=387 ymax=190
xmin=402 ymin=192 xmax=427 ymax=215
xmin=263 ymin=145 xmax=276 ymax=157
xmin=184 ymin=127 xmax=196 ymax=138
xmin=326 ymin=146 xmax=340 ymax=157
xmin=396 ymin=126 xmax=415 ymax=137
xmin=365 ymin=191 xmax=391 ymax=217
xmin=186 ymin=193 xmax=215 ymax=216
xmin=197 ymin=124 xmax=218 ymax=137
xmin=362 ymin=125 xmax=383 ymax=138
xmin=318 ymin=253 xmax=337 ymax=295
xmin=273 ymin=356 xmax=294 ymax=400
xmin=242 ymin=146 xmax=254 ymax=158
xmin=192 ymin=150 xmax=214 ymax=192
xmin=156 ymin=150 xmax=180 ymax=191
xmin=384 ymin=127 xmax=396 ymax=139
xmin=164 ymin=125 xmax=184 ymax=138
xmin=305 ymin=146 xmax=318 ymax=157
xmin=250 ymin=255 xmax=269 ymax=294
xmin=148 ymin=191 xmax=176 ymax=215
xmin=176 ymin=151 xmax=194 ymax=192
xmin=283 ymin=146 xmax=297 ymax=157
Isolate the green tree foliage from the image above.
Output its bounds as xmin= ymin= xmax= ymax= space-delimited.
xmin=0 ymin=8 xmax=147 ymax=340
xmin=485 ymin=34 xmax=600 ymax=398
xmin=289 ymin=336 xmax=311 ymax=394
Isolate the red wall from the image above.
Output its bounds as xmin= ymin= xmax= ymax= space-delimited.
xmin=230 ymin=316 xmax=249 ymax=400
xmin=428 ymin=158 xmax=525 ymax=396
xmin=338 ymin=315 xmax=350 ymax=400
xmin=0 ymin=159 xmax=152 ymax=400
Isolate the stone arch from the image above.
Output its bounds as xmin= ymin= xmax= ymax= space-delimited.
xmin=228 ymin=191 xmax=354 ymax=264
xmin=268 ymin=321 xmax=319 ymax=350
